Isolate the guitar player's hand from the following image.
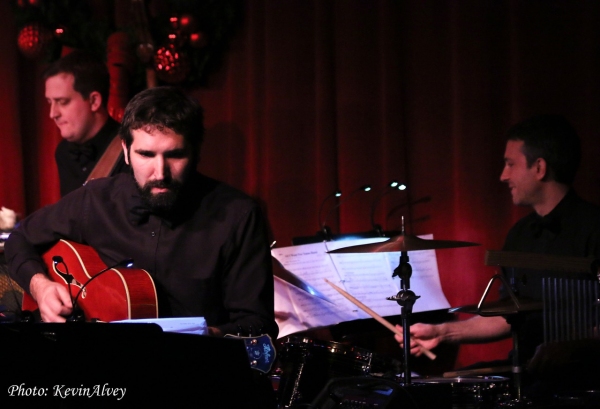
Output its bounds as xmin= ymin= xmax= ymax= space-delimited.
xmin=29 ymin=273 xmax=73 ymax=322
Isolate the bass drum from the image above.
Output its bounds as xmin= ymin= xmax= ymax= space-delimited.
xmin=411 ymin=376 xmax=511 ymax=409
xmin=276 ymin=337 xmax=373 ymax=408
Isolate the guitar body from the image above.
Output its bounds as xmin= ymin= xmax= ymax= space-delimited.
xmin=22 ymin=240 xmax=158 ymax=321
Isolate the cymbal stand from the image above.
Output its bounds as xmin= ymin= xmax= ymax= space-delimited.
xmin=478 ymin=273 xmax=529 ymax=407
xmin=387 ymin=249 xmax=421 ymax=385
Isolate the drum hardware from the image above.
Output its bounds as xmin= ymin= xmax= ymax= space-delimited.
xmin=411 ymin=376 xmax=511 ymax=409
xmin=480 ymin=250 xmax=600 ymax=406
xmin=443 ymin=365 xmax=513 ymax=378
xmin=328 ymin=227 xmax=479 ymax=386
xmin=275 ymin=337 xmax=373 ymax=408
xmin=454 ymin=273 xmax=530 ymax=406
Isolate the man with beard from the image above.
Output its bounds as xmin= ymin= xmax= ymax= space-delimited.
xmin=5 ymin=86 xmax=277 ymax=339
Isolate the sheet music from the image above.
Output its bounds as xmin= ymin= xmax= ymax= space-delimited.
xmin=272 ymin=235 xmax=450 ymax=338
xmin=112 ymin=317 xmax=208 ymax=335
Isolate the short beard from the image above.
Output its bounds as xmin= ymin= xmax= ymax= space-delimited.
xmin=138 ymin=179 xmax=184 ymax=213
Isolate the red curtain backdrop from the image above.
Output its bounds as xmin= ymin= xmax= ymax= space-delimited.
xmin=2 ymin=0 xmax=600 ymax=369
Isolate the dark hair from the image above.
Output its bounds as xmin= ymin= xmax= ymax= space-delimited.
xmin=42 ymin=51 xmax=110 ymax=107
xmin=119 ymin=86 xmax=204 ymax=162
xmin=507 ymin=114 xmax=581 ymax=185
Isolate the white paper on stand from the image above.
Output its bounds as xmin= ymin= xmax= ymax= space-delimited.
xmin=112 ymin=317 xmax=208 ymax=335
xmin=272 ymin=235 xmax=450 ymax=338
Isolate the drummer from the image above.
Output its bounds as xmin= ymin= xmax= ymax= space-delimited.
xmin=395 ymin=114 xmax=600 ymax=394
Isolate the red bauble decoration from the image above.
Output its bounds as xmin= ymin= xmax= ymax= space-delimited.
xmin=54 ymin=25 xmax=67 ymax=38
xmin=153 ymin=44 xmax=190 ymax=84
xmin=17 ymin=23 xmax=52 ymax=59
xmin=169 ymin=15 xmax=180 ymax=30
xmin=17 ymin=0 xmax=41 ymax=7
xmin=166 ymin=31 xmax=186 ymax=47
xmin=189 ymin=32 xmax=207 ymax=48
xmin=179 ymin=14 xmax=197 ymax=33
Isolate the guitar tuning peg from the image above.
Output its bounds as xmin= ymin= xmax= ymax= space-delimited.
xmin=237 ymin=325 xmax=243 ymax=337
xmin=248 ymin=325 xmax=254 ymax=337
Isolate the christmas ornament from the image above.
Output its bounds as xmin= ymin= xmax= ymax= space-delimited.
xmin=189 ymin=32 xmax=207 ymax=48
xmin=54 ymin=25 xmax=66 ymax=39
xmin=166 ymin=31 xmax=187 ymax=48
xmin=169 ymin=15 xmax=180 ymax=30
xmin=153 ymin=43 xmax=190 ymax=84
xmin=179 ymin=14 xmax=197 ymax=33
xmin=17 ymin=22 xmax=52 ymax=59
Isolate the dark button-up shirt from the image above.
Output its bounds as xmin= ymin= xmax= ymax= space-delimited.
xmin=54 ymin=117 xmax=129 ymax=197
xmin=501 ymin=189 xmax=600 ymax=362
xmin=5 ymin=172 xmax=278 ymax=338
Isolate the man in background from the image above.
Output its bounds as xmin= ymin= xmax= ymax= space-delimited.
xmin=44 ymin=50 xmax=128 ymax=196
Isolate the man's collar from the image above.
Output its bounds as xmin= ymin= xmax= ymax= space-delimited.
xmin=530 ymin=189 xmax=577 ymax=237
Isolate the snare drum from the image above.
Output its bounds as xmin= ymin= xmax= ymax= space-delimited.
xmin=276 ymin=337 xmax=372 ymax=408
xmin=411 ymin=376 xmax=511 ymax=409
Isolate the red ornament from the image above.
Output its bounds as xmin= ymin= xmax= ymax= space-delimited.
xmin=17 ymin=0 xmax=41 ymax=7
xmin=166 ymin=31 xmax=187 ymax=47
xmin=153 ymin=44 xmax=190 ymax=84
xmin=169 ymin=15 xmax=180 ymax=30
xmin=17 ymin=23 xmax=52 ymax=59
xmin=179 ymin=14 xmax=197 ymax=33
xmin=189 ymin=32 xmax=207 ymax=48
xmin=54 ymin=25 xmax=67 ymax=38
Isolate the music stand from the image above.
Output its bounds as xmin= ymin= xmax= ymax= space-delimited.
xmin=0 ymin=322 xmax=266 ymax=408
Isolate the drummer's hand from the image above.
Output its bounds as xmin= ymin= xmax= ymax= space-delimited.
xmin=29 ymin=273 xmax=73 ymax=322
xmin=394 ymin=323 xmax=441 ymax=356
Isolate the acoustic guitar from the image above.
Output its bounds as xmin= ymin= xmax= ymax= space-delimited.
xmin=21 ymin=240 xmax=277 ymax=372
xmin=22 ymin=239 xmax=158 ymax=322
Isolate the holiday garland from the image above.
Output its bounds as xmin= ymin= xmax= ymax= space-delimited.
xmin=11 ymin=0 xmax=243 ymax=91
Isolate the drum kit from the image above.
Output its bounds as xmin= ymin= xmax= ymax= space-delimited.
xmin=271 ymin=232 xmax=600 ymax=409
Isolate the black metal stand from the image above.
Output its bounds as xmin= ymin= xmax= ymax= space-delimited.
xmin=387 ymin=250 xmax=420 ymax=385
xmin=477 ymin=273 xmax=532 ymax=407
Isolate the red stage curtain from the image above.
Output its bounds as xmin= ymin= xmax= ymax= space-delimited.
xmin=3 ymin=0 xmax=600 ymax=369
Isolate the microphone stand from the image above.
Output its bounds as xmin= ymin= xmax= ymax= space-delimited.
xmin=370 ymin=181 xmax=406 ymax=236
xmin=320 ymin=185 xmax=371 ymax=240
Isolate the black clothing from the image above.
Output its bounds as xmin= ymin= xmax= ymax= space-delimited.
xmin=54 ymin=117 xmax=129 ymax=196
xmin=501 ymin=189 xmax=600 ymax=367
xmin=5 ymin=172 xmax=278 ymax=339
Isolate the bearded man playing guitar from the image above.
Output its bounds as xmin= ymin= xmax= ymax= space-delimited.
xmin=5 ymin=86 xmax=278 ymax=340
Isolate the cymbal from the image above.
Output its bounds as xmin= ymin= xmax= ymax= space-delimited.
xmin=449 ymin=298 xmax=543 ymax=316
xmin=327 ymin=234 xmax=480 ymax=253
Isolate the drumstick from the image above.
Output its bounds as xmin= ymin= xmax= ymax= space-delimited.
xmin=325 ymin=278 xmax=436 ymax=360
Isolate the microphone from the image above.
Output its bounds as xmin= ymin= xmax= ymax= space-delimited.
xmin=53 ymin=256 xmax=134 ymax=322
xmin=318 ymin=189 xmax=342 ymax=241
xmin=52 ymin=256 xmax=80 ymax=320
xmin=321 ymin=184 xmax=372 ymax=239
xmin=370 ymin=180 xmax=407 ymax=236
